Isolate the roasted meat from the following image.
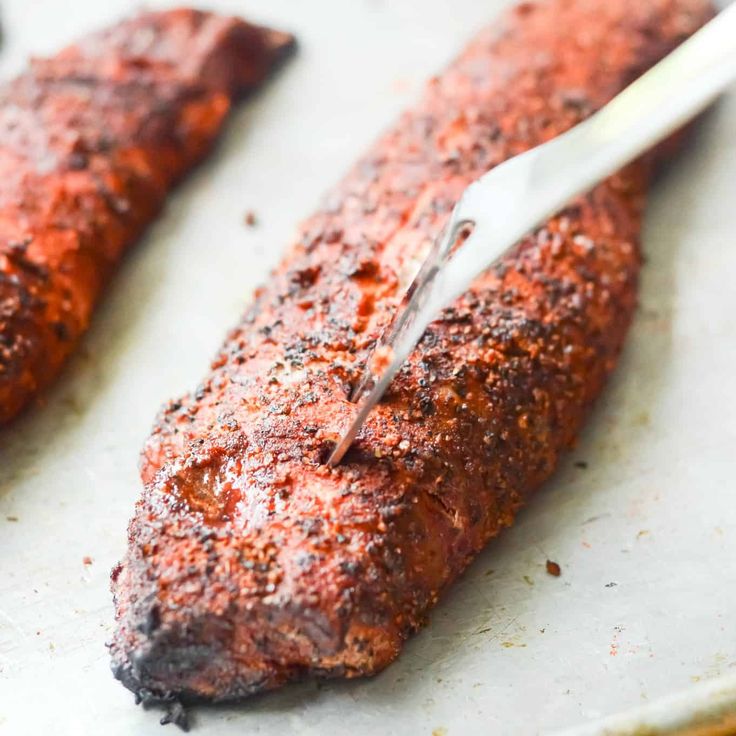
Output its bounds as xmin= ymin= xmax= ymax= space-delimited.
xmin=111 ymin=0 xmax=714 ymax=704
xmin=0 ymin=9 xmax=294 ymax=424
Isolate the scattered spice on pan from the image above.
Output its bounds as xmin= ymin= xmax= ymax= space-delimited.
xmin=546 ymin=559 xmax=562 ymax=577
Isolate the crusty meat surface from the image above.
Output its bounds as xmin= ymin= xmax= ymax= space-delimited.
xmin=111 ymin=0 xmax=714 ymax=704
xmin=0 ymin=9 xmax=294 ymax=424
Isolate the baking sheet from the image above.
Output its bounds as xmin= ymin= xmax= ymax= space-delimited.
xmin=1 ymin=1 xmax=735 ymax=734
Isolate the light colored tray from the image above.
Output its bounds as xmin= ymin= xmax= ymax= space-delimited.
xmin=1 ymin=1 xmax=735 ymax=734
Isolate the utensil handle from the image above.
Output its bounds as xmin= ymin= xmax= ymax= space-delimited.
xmin=538 ymin=0 xmax=736 ymax=209
xmin=438 ymin=4 xmax=736 ymax=313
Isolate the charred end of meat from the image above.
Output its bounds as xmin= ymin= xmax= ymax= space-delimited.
xmin=109 ymin=456 xmax=411 ymax=701
xmin=110 ymin=576 xmax=407 ymax=722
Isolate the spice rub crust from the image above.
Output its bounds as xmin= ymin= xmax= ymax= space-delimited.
xmin=111 ymin=0 xmax=713 ymax=702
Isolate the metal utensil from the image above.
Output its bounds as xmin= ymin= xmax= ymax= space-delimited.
xmin=328 ymin=3 xmax=736 ymax=466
